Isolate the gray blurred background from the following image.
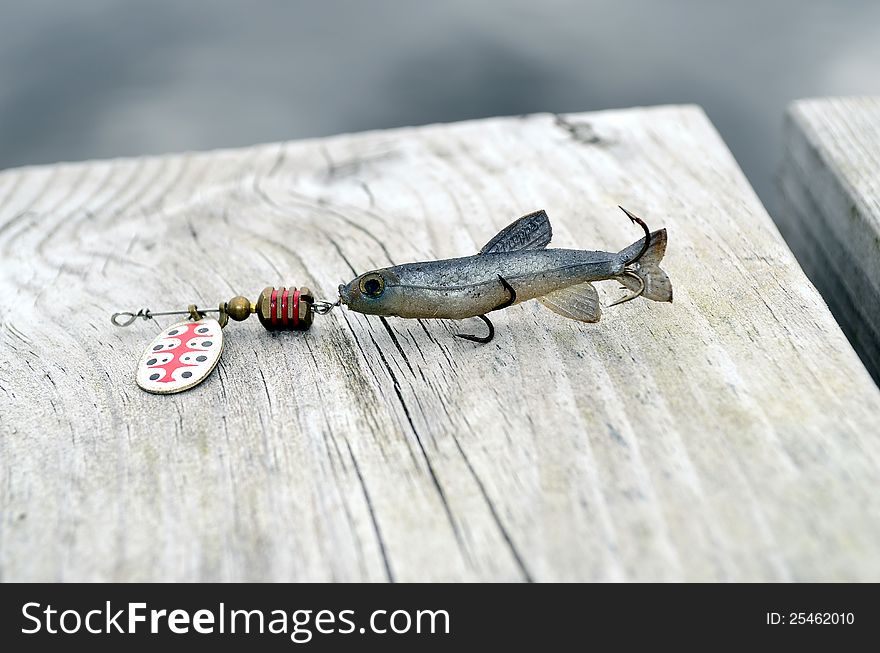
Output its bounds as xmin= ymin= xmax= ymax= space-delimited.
xmin=1 ymin=0 xmax=879 ymax=213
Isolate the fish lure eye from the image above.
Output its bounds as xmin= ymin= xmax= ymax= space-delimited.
xmin=359 ymin=274 xmax=385 ymax=298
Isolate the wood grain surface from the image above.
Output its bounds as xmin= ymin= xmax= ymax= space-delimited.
xmin=779 ymin=96 xmax=880 ymax=383
xmin=2 ymin=105 xmax=879 ymax=581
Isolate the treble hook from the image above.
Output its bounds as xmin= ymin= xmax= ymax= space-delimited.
xmin=455 ymin=275 xmax=516 ymax=344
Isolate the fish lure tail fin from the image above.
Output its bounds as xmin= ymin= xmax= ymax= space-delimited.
xmin=617 ymin=228 xmax=673 ymax=302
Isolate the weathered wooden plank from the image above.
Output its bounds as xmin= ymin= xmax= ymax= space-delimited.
xmin=778 ymin=96 xmax=880 ymax=383
xmin=1 ymin=106 xmax=879 ymax=582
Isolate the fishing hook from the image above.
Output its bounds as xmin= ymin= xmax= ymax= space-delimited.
xmin=618 ymin=206 xmax=651 ymax=264
xmin=491 ymin=274 xmax=517 ymax=311
xmin=455 ymin=275 xmax=515 ymax=344
xmin=604 ymin=207 xmax=651 ymax=307
xmin=455 ymin=315 xmax=495 ymax=344
xmin=608 ymin=270 xmax=645 ymax=307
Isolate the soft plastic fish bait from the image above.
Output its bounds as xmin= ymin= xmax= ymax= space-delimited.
xmin=113 ymin=207 xmax=671 ymax=393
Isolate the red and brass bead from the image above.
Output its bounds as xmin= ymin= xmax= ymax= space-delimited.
xmin=255 ymin=286 xmax=314 ymax=331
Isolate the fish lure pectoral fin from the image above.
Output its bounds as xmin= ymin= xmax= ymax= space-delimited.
xmin=479 ymin=210 xmax=553 ymax=255
xmin=538 ymin=281 xmax=602 ymax=323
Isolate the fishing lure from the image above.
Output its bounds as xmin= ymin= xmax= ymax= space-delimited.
xmin=112 ymin=207 xmax=671 ymax=393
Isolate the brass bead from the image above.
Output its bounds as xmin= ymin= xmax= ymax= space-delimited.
xmin=226 ymin=295 xmax=253 ymax=321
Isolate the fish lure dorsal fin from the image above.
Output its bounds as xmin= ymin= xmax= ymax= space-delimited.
xmin=538 ymin=281 xmax=602 ymax=323
xmin=479 ymin=210 xmax=553 ymax=255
